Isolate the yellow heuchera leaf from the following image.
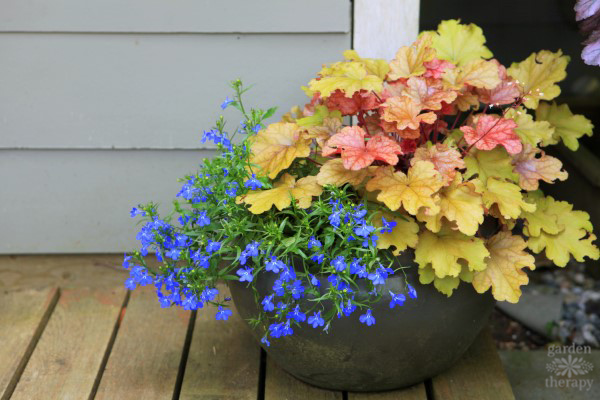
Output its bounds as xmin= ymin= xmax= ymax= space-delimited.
xmin=417 ymin=173 xmax=484 ymax=236
xmin=472 ymin=231 xmax=535 ymax=303
xmin=343 ymin=50 xmax=390 ymax=80
xmin=309 ymin=62 xmax=383 ymax=98
xmin=442 ymin=59 xmax=500 ymax=89
xmin=304 ymin=117 xmax=342 ymax=148
xmin=388 ymin=33 xmax=436 ymax=80
xmin=239 ymin=174 xmax=322 ymax=214
xmin=464 ymin=147 xmax=519 ymax=183
xmin=316 ymin=158 xmax=370 ymax=187
xmin=505 ymin=107 xmax=555 ymax=147
xmin=373 ymin=212 xmax=419 ymax=255
xmin=249 ymin=122 xmax=311 ymax=179
xmin=526 ymin=197 xmax=600 ymax=267
xmin=479 ymin=177 xmax=536 ymax=220
xmin=512 ymin=144 xmax=568 ymax=190
xmin=429 ymin=20 xmax=493 ymax=66
xmin=297 ymin=105 xmax=342 ymax=127
xmin=415 ymin=227 xmax=489 ymax=279
xmin=536 ymin=102 xmax=594 ymax=151
xmin=365 ymin=161 xmax=444 ymax=215
xmin=507 ymin=50 xmax=570 ymax=109
xmin=521 ymin=192 xmax=561 ymax=237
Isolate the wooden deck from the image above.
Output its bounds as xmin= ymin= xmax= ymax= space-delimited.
xmin=0 ymin=284 xmax=516 ymax=400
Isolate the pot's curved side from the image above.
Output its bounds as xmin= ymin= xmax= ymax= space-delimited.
xmin=229 ymin=257 xmax=495 ymax=392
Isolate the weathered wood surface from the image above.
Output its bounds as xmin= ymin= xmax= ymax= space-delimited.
xmin=95 ymin=286 xmax=191 ymax=400
xmin=348 ymin=383 xmax=428 ymax=400
xmin=0 ymin=287 xmax=59 ymax=400
xmin=264 ymin=357 xmax=343 ymax=400
xmin=10 ymin=287 xmax=127 ymax=400
xmin=430 ymin=327 xmax=516 ymax=400
xmin=179 ymin=292 xmax=261 ymax=400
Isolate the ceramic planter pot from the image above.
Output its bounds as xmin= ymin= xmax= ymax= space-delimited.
xmin=228 ymin=252 xmax=495 ymax=392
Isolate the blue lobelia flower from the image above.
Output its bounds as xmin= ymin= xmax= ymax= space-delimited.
xmin=223 ymin=168 xmax=229 ymax=177
xmin=288 ymin=305 xmax=307 ymax=322
xmin=310 ymin=253 xmax=325 ymax=264
xmin=289 ymin=280 xmax=305 ymax=300
xmin=380 ymin=217 xmax=397 ymax=233
xmin=308 ymin=311 xmax=325 ymax=328
xmin=265 ymin=256 xmax=285 ymax=273
xmin=282 ymin=320 xmax=294 ymax=336
xmin=273 ymin=279 xmax=285 ymax=296
xmin=359 ymin=309 xmax=376 ymax=326
xmin=130 ymin=207 xmax=145 ymax=218
xmin=269 ymin=322 xmax=284 ymax=338
xmin=221 ymin=96 xmax=234 ymax=110
xmin=196 ymin=211 xmax=211 ymax=227
xmin=307 ymin=236 xmax=322 ymax=249
xmin=201 ymin=287 xmax=219 ymax=302
xmin=389 ymin=291 xmax=406 ymax=308
xmin=124 ymin=277 xmax=137 ymax=290
xmin=328 ymin=210 xmax=341 ymax=228
xmin=349 ymin=258 xmax=368 ymax=278
xmin=190 ymin=249 xmax=210 ymax=268
xmin=362 ymin=234 xmax=379 ymax=248
xmin=340 ymin=299 xmax=356 ymax=316
xmin=206 ymin=240 xmax=221 ymax=254
xmin=262 ymin=294 xmax=275 ymax=312
xmin=368 ymin=266 xmax=391 ymax=285
xmin=244 ymin=241 xmax=261 ymax=257
xmin=407 ymin=284 xmax=417 ymax=299
xmin=279 ymin=266 xmax=297 ymax=282
xmin=309 ymin=274 xmax=321 ymax=287
xmin=244 ymin=174 xmax=263 ymax=190
xmin=236 ymin=267 xmax=254 ymax=282
xmin=331 ymin=256 xmax=347 ymax=272
xmin=354 ymin=222 xmax=376 ymax=238
xmin=215 ymin=306 xmax=233 ymax=321
xmin=156 ymin=291 xmax=171 ymax=308
xmin=122 ymin=254 xmax=133 ymax=269
xmin=261 ymin=335 xmax=271 ymax=347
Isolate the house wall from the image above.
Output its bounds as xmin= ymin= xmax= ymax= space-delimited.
xmin=0 ymin=0 xmax=351 ymax=253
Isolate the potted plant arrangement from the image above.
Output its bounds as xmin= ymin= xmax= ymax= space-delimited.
xmin=124 ymin=20 xmax=599 ymax=391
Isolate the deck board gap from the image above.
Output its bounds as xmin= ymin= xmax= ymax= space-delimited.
xmin=1 ymin=287 xmax=60 ymax=400
xmin=88 ymin=289 xmax=131 ymax=400
xmin=424 ymin=379 xmax=434 ymax=400
xmin=257 ymin=348 xmax=267 ymax=400
xmin=172 ymin=309 xmax=197 ymax=400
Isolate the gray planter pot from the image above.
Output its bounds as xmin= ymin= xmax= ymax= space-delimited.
xmin=229 ymin=252 xmax=495 ymax=392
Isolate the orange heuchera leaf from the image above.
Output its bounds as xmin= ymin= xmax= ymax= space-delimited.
xmin=512 ymin=144 xmax=568 ymax=190
xmin=249 ymin=122 xmax=311 ymax=179
xmin=316 ymin=158 xmax=371 ymax=187
xmin=388 ymin=34 xmax=436 ymax=80
xmin=365 ymin=161 xmax=444 ymax=215
xmin=381 ymin=96 xmax=437 ymax=130
xmin=322 ymin=126 xmax=402 ymax=170
xmin=239 ymin=174 xmax=322 ymax=214
xmin=325 ymin=89 xmax=380 ymax=115
xmin=411 ymin=143 xmax=465 ymax=186
xmin=304 ymin=117 xmax=342 ymax=148
xmin=460 ymin=114 xmax=522 ymax=154
xmin=403 ymin=77 xmax=458 ymax=111
xmin=477 ymin=61 xmax=520 ymax=106
xmin=423 ymin=58 xmax=456 ymax=79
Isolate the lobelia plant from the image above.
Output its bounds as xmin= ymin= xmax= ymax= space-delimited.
xmin=125 ymin=20 xmax=599 ymax=346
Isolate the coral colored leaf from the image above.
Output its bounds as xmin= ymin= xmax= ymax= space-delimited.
xmin=479 ymin=177 xmax=536 ymax=220
xmin=477 ymin=61 xmax=521 ymax=105
xmin=505 ymin=107 xmax=555 ymax=147
xmin=507 ymin=50 xmax=570 ymax=109
xmin=249 ymin=122 xmax=311 ymax=179
xmin=536 ymin=102 xmax=594 ymax=151
xmin=322 ymin=126 xmax=402 ymax=170
xmin=365 ymin=161 xmax=444 ymax=215
xmin=325 ymin=89 xmax=380 ymax=115
xmin=423 ymin=58 xmax=456 ymax=79
xmin=417 ymin=173 xmax=484 ymax=236
xmin=415 ymin=226 xmax=489 ymax=279
xmin=388 ymin=34 xmax=437 ymax=80
xmin=460 ymin=114 xmax=522 ymax=154
xmin=512 ymin=144 xmax=568 ymax=190
xmin=403 ymin=77 xmax=458 ymax=111
xmin=526 ymin=196 xmax=600 ymax=267
xmin=464 ymin=147 xmax=519 ymax=183
xmin=309 ymin=62 xmax=383 ymax=99
xmin=240 ymin=174 xmax=322 ymax=214
xmin=443 ymin=59 xmax=501 ymax=89
xmin=472 ymin=231 xmax=535 ymax=303
xmin=429 ymin=19 xmax=493 ymax=66
xmin=521 ymin=192 xmax=561 ymax=237
xmin=373 ymin=212 xmax=420 ymax=255
xmin=412 ymin=143 xmax=465 ymax=186
xmin=381 ymin=96 xmax=437 ymax=130
xmin=316 ymin=158 xmax=370 ymax=187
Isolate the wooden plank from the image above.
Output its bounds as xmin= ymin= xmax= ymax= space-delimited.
xmin=10 ymin=287 xmax=127 ymax=400
xmin=94 ymin=286 xmax=192 ymax=400
xmin=348 ymin=383 xmax=428 ymax=400
xmin=0 ymin=0 xmax=350 ymax=33
xmin=430 ymin=327 xmax=516 ymax=400
xmin=353 ymin=0 xmax=420 ymax=60
xmin=179 ymin=290 xmax=260 ymax=399
xmin=264 ymin=357 xmax=343 ymax=400
xmin=0 ymin=287 xmax=59 ymax=400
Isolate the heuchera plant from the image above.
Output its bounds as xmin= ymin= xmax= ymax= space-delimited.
xmin=126 ymin=20 xmax=599 ymax=345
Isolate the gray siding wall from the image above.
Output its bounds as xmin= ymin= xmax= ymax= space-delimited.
xmin=1 ymin=1 xmax=351 ymax=253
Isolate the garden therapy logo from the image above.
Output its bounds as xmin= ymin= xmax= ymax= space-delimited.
xmin=545 ymin=344 xmax=594 ymax=391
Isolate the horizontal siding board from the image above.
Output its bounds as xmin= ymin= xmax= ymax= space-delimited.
xmin=0 ymin=32 xmax=350 ymax=149
xmin=0 ymin=149 xmax=215 ymax=254
xmin=0 ymin=0 xmax=350 ymax=33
